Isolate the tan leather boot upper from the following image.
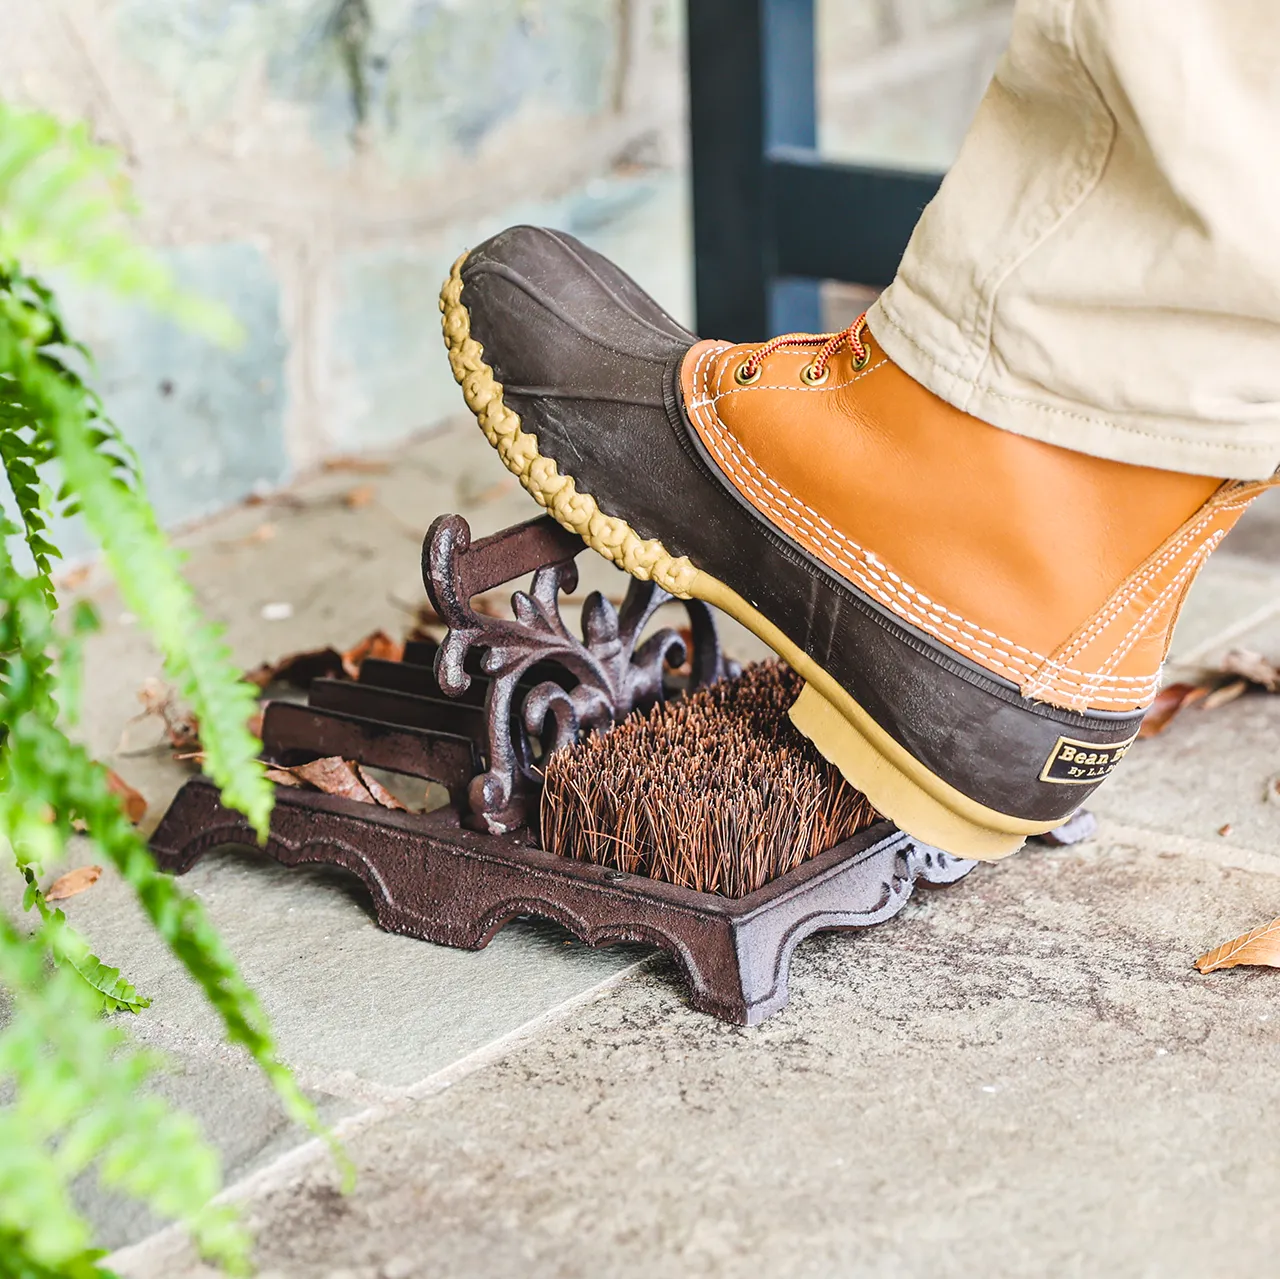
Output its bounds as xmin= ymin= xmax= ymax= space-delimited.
xmin=681 ymin=327 xmax=1265 ymax=713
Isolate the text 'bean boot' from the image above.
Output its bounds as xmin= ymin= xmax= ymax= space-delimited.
xmin=440 ymin=226 xmax=1272 ymax=859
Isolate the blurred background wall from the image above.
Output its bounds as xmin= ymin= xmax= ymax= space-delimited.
xmin=0 ymin=0 xmax=1010 ymax=531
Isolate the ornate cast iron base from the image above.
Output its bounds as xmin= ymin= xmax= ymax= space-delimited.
xmin=148 ymin=510 xmax=987 ymax=1024
xmin=151 ymin=777 xmax=972 ymax=1026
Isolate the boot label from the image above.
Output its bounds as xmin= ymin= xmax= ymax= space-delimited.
xmin=1039 ymin=733 xmax=1138 ymax=785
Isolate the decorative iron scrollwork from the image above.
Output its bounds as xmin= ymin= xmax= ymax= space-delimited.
xmin=424 ymin=513 xmax=734 ymax=832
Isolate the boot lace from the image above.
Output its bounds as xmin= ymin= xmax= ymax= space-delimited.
xmin=735 ymin=312 xmax=871 ymax=387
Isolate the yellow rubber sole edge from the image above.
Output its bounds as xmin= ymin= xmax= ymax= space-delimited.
xmin=439 ymin=252 xmax=1058 ymax=861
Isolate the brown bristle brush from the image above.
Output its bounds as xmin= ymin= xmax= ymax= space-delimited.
xmin=539 ymin=662 xmax=879 ymax=898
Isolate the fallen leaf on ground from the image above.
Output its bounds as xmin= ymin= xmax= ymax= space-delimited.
xmin=217 ymin=521 xmax=277 ymax=550
xmin=58 ymin=564 xmax=93 ymax=592
xmin=267 ymin=756 xmax=406 ymax=809
xmin=1200 ymin=678 xmax=1249 ymax=711
xmin=404 ymin=599 xmax=445 ymax=642
xmin=341 ymin=629 xmax=404 ymax=679
xmin=458 ymin=475 xmax=515 ymax=506
xmin=1218 ymin=649 xmax=1280 ymax=693
xmin=666 ymin=626 xmax=694 ymax=678
xmin=1139 ymin=682 xmax=1210 ymax=737
xmin=105 ymin=769 xmax=147 ymax=824
xmin=245 ymin=490 xmax=306 ymax=510
xmin=245 ymin=646 xmax=345 ymax=691
xmin=356 ymin=765 xmax=407 ymax=810
xmin=344 ymin=484 xmax=376 ymax=509
xmin=46 ymin=865 xmax=103 ymax=901
xmin=1196 ymin=916 xmax=1280 ymax=973
xmin=290 ymin=756 xmax=375 ymax=803
xmin=321 ymin=455 xmax=390 ymax=475
xmin=128 ymin=679 xmax=201 ymax=752
xmin=473 ymin=594 xmax=505 ymax=618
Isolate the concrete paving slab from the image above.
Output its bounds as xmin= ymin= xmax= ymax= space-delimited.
xmin=75 ymin=1039 xmax=356 ymax=1255
xmin=6 ymin=419 xmax=663 ymax=1251
xmin=1088 ymin=691 xmax=1280 ymax=856
xmin=114 ymin=833 xmax=1280 ymax=1279
xmin=35 ymin=853 xmax=646 ymax=1096
xmin=30 ymin=404 xmax=1280 ymax=1270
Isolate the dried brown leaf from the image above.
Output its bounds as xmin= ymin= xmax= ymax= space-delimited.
xmin=244 ymin=646 xmax=345 ymax=691
xmin=356 ymin=764 xmax=407 ymax=810
xmin=404 ymin=599 xmax=445 ymax=642
xmin=1200 ymin=678 xmax=1249 ymax=711
xmin=665 ymin=626 xmax=694 ymax=678
xmin=46 ymin=865 xmax=103 ymax=901
xmin=321 ymin=455 xmax=390 ymax=475
xmin=288 ymin=756 xmax=375 ymax=804
xmin=1196 ymin=916 xmax=1280 ymax=973
xmin=264 ymin=766 xmax=305 ymax=787
xmin=472 ymin=594 xmax=505 ymax=618
xmin=1218 ymin=649 xmax=1280 ymax=692
xmin=218 ymin=521 xmax=277 ymax=550
xmin=459 ymin=475 xmax=515 ymax=506
xmin=341 ymin=629 xmax=404 ymax=679
xmin=1138 ymin=681 xmax=1210 ymax=738
xmin=132 ymin=678 xmax=201 ymax=752
xmin=105 ymin=769 xmax=147 ymax=824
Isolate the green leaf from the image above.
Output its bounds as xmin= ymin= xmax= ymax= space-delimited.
xmin=0 ymin=100 xmax=346 ymax=1278
xmin=20 ymin=872 xmax=151 ymax=1014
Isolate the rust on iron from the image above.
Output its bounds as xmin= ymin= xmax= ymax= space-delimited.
xmin=147 ymin=510 xmax=1024 ymax=1025
xmin=423 ymin=512 xmax=734 ymax=831
xmin=152 ymin=776 xmax=972 ymax=1025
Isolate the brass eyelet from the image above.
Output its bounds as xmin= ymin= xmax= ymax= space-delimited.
xmin=852 ymin=336 xmax=873 ymax=372
xmin=800 ymin=362 xmax=830 ymax=387
xmin=734 ymin=361 xmax=762 ymax=386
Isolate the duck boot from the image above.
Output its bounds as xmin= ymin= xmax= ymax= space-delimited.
xmin=439 ymin=226 xmax=1271 ymax=859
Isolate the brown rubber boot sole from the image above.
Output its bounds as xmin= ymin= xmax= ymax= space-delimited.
xmin=441 ymin=253 xmax=1061 ymax=860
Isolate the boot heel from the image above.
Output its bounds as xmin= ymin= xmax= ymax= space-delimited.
xmin=788 ymin=682 xmax=1033 ymax=861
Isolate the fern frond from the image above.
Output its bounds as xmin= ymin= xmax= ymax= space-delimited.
xmin=0 ymin=104 xmax=239 ymax=344
xmin=0 ymin=417 xmax=58 ymax=605
xmin=0 ymin=909 xmax=250 ymax=1275
xmin=21 ymin=870 xmax=151 ymax=1014
xmin=0 ymin=101 xmax=345 ymax=1276
xmin=0 ymin=273 xmax=274 ymax=835
xmin=56 ymin=413 xmax=274 ymax=833
xmin=0 ymin=1232 xmax=116 ymax=1279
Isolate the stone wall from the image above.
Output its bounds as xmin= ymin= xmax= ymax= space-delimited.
xmin=0 ymin=0 xmax=1010 ymax=531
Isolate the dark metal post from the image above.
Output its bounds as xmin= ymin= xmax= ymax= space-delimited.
xmin=762 ymin=0 xmax=824 ymax=334
xmin=687 ymin=0 xmax=823 ymax=340
xmin=686 ymin=0 xmax=946 ymax=343
xmin=686 ymin=0 xmax=771 ymax=342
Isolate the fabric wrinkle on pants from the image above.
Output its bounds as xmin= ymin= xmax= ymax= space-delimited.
xmin=868 ymin=0 xmax=1280 ymax=480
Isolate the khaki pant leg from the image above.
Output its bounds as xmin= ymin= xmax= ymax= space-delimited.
xmin=867 ymin=0 xmax=1280 ymax=479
